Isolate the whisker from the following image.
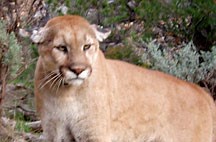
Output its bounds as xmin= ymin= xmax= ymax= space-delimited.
xmin=38 ymin=71 xmax=56 ymax=87
xmin=50 ymin=73 xmax=62 ymax=90
xmin=39 ymin=73 xmax=59 ymax=89
xmin=41 ymin=71 xmax=56 ymax=81
xmin=56 ymin=77 xmax=63 ymax=94
xmin=62 ymin=78 xmax=65 ymax=86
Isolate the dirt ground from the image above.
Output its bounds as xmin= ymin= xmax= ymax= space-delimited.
xmin=1 ymin=84 xmax=41 ymax=142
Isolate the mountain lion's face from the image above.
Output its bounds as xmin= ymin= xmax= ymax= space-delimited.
xmin=32 ymin=16 xmax=110 ymax=87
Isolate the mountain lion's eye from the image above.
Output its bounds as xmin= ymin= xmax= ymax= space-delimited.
xmin=55 ymin=46 xmax=68 ymax=53
xmin=83 ymin=44 xmax=91 ymax=51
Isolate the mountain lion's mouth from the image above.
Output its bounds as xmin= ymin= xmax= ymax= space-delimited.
xmin=64 ymin=78 xmax=85 ymax=86
xmin=62 ymin=68 xmax=91 ymax=86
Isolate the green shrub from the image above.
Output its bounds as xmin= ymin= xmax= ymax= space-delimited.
xmin=141 ymin=41 xmax=216 ymax=96
xmin=0 ymin=20 xmax=22 ymax=80
xmin=46 ymin=0 xmax=215 ymax=44
xmin=46 ymin=0 xmax=129 ymax=25
xmin=14 ymin=112 xmax=31 ymax=133
xmin=142 ymin=41 xmax=216 ymax=82
xmin=12 ymin=44 xmax=38 ymax=88
xmin=173 ymin=0 xmax=216 ymax=41
xmin=136 ymin=0 xmax=216 ymax=43
xmin=0 ymin=19 xmax=37 ymax=89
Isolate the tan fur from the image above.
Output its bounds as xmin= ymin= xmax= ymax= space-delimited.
xmin=33 ymin=15 xmax=216 ymax=142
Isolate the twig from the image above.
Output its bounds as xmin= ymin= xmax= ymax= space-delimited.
xmin=26 ymin=120 xmax=42 ymax=132
xmin=16 ymin=105 xmax=37 ymax=121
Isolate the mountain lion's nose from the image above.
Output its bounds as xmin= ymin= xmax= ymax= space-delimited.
xmin=69 ymin=66 xmax=86 ymax=75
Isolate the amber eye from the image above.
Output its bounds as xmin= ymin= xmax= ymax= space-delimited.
xmin=83 ymin=44 xmax=91 ymax=51
xmin=55 ymin=46 xmax=68 ymax=53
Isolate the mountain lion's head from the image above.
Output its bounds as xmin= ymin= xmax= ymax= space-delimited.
xmin=31 ymin=15 xmax=110 ymax=86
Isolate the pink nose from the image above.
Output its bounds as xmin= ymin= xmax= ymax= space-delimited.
xmin=69 ymin=66 xmax=86 ymax=75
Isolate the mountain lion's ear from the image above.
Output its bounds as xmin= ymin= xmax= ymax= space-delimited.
xmin=31 ymin=27 xmax=49 ymax=44
xmin=91 ymin=24 xmax=111 ymax=42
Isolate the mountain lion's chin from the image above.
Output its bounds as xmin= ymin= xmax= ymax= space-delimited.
xmin=65 ymin=78 xmax=84 ymax=86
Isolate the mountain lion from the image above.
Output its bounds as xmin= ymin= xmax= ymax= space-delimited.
xmin=31 ymin=15 xmax=216 ymax=142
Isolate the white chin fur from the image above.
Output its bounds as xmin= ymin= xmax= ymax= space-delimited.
xmin=67 ymin=79 xmax=84 ymax=86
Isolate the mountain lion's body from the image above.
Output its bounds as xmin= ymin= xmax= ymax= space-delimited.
xmin=32 ymin=15 xmax=216 ymax=142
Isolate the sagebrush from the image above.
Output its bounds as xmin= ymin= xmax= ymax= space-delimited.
xmin=141 ymin=41 xmax=216 ymax=95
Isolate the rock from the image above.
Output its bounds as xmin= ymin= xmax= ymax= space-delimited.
xmin=165 ymin=35 xmax=174 ymax=42
xmin=152 ymin=27 xmax=163 ymax=35
xmin=86 ymin=8 xmax=98 ymax=24
xmin=127 ymin=0 xmax=136 ymax=9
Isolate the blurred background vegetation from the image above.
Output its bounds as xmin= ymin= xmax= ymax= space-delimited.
xmin=0 ymin=0 xmax=215 ymax=141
